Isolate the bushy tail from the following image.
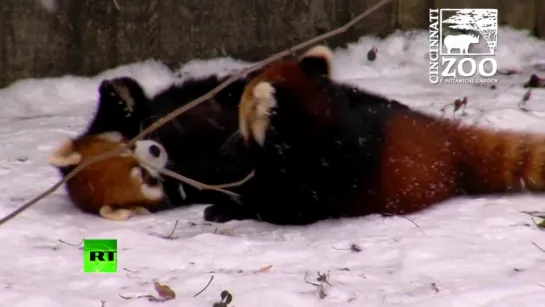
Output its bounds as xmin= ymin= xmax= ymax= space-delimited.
xmin=456 ymin=125 xmax=545 ymax=194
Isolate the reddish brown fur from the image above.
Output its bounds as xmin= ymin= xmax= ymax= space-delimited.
xmin=56 ymin=136 xmax=163 ymax=216
xmin=455 ymin=125 xmax=545 ymax=193
xmin=375 ymin=113 xmax=461 ymax=214
xmin=371 ymin=112 xmax=545 ymax=215
xmin=234 ymin=44 xmax=545 ymax=225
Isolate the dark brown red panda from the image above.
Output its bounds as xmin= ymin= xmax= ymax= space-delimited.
xmin=203 ymin=44 xmax=545 ymax=225
xmin=48 ymin=131 xmax=169 ymax=221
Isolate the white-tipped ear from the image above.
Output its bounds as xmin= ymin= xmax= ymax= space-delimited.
xmin=239 ymin=81 xmax=277 ymax=146
xmin=96 ymin=131 xmax=124 ymax=143
xmin=300 ymin=45 xmax=333 ymax=77
xmin=303 ymin=45 xmax=333 ymax=61
xmin=48 ymin=139 xmax=82 ymax=167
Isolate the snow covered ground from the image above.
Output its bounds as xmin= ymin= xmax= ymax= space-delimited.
xmin=2 ymin=27 xmax=545 ymax=307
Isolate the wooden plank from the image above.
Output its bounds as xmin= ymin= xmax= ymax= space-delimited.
xmin=0 ymin=0 xmax=71 ymax=87
xmin=435 ymin=0 xmax=501 ymax=10
xmin=83 ymin=0 xmax=119 ymax=75
xmin=396 ymin=0 xmax=433 ymax=30
xmin=347 ymin=0 xmax=397 ymax=39
xmin=254 ymin=0 xmax=323 ymax=59
xmin=158 ymin=0 xmax=258 ymax=66
xmin=0 ymin=0 xmax=9 ymax=86
xmin=498 ymin=0 xmax=535 ymax=31
xmin=534 ymin=0 xmax=545 ymax=38
xmin=65 ymin=0 xmax=119 ymax=76
xmin=114 ymin=0 xmax=161 ymax=68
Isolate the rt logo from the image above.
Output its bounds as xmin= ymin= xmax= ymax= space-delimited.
xmin=83 ymin=239 xmax=118 ymax=273
xmin=428 ymin=8 xmax=499 ymax=85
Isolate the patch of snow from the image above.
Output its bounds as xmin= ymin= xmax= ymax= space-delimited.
xmin=1 ymin=26 xmax=545 ymax=306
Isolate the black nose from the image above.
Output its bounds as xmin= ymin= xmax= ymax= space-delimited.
xmin=129 ymin=144 xmax=136 ymax=151
xmin=149 ymin=144 xmax=161 ymax=158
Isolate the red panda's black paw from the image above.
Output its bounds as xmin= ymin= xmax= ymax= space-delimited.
xmin=98 ymin=79 xmax=135 ymax=119
xmin=203 ymin=204 xmax=255 ymax=223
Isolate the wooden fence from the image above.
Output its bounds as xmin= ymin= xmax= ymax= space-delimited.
xmin=0 ymin=0 xmax=543 ymax=87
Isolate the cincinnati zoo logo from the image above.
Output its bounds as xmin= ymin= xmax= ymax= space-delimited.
xmin=429 ymin=8 xmax=499 ymax=84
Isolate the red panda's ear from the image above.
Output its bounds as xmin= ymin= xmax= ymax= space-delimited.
xmin=298 ymin=45 xmax=333 ymax=78
xmin=239 ymin=82 xmax=277 ymax=146
xmin=48 ymin=138 xmax=82 ymax=167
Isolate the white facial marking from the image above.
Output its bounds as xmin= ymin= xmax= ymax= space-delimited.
xmin=140 ymin=183 xmax=163 ymax=200
xmin=130 ymin=167 xmax=143 ymax=182
xmin=133 ymin=140 xmax=168 ymax=171
xmin=251 ymin=82 xmax=277 ymax=146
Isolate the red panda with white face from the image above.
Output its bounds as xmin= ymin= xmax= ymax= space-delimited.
xmin=205 ymin=44 xmax=545 ymax=226
xmin=48 ymin=131 xmax=169 ymax=221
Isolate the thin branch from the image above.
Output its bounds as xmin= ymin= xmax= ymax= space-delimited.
xmin=193 ymin=275 xmax=214 ymax=297
xmin=58 ymin=239 xmax=83 ymax=247
xmin=210 ymin=170 xmax=255 ymax=190
xmin=152 ymin=220 xmax=179 ymax=240
xmin=532 ymin=241 xmax=545 ymax=253
xmin=0 ymin=0 xmax=393 ymax=227
xmin=136 ymin=157 xmax=248 ymax=197
xmin=381 ymin=212 xmax=426 ymax=235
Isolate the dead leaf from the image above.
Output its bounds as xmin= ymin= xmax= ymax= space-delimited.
xmin=350 ymin=244 xmax=362 ymax=252
xmin=153 ymin=281 xmax=176 ymax=300
xmin=254 ymin=265 xmax=273 ymax=273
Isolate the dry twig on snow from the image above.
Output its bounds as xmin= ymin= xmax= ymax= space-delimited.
xmin=305 ymin=271 xmax=332 ymax=299
xmin=0 ymin=0 xmax=393 ymax=227
xmin=193 ymin=275 xmax=215 ymax=297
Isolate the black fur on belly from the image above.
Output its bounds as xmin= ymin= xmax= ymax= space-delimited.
xmin=207 ymin=46 xmax=412 ymax=226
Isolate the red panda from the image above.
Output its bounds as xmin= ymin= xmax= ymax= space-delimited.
xmin=87 ymin=66 xmax=409 ymax=221
xmin=84 ymin=75 xmax=258 ymax=212
xmin=48 ymin=131 xmax=169 ymax=221
xmin=209 ymin=44 xmax=545 ymax=225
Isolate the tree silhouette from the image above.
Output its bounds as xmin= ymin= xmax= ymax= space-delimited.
xmin=442 ymin=9 xmax=498 ymax=54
